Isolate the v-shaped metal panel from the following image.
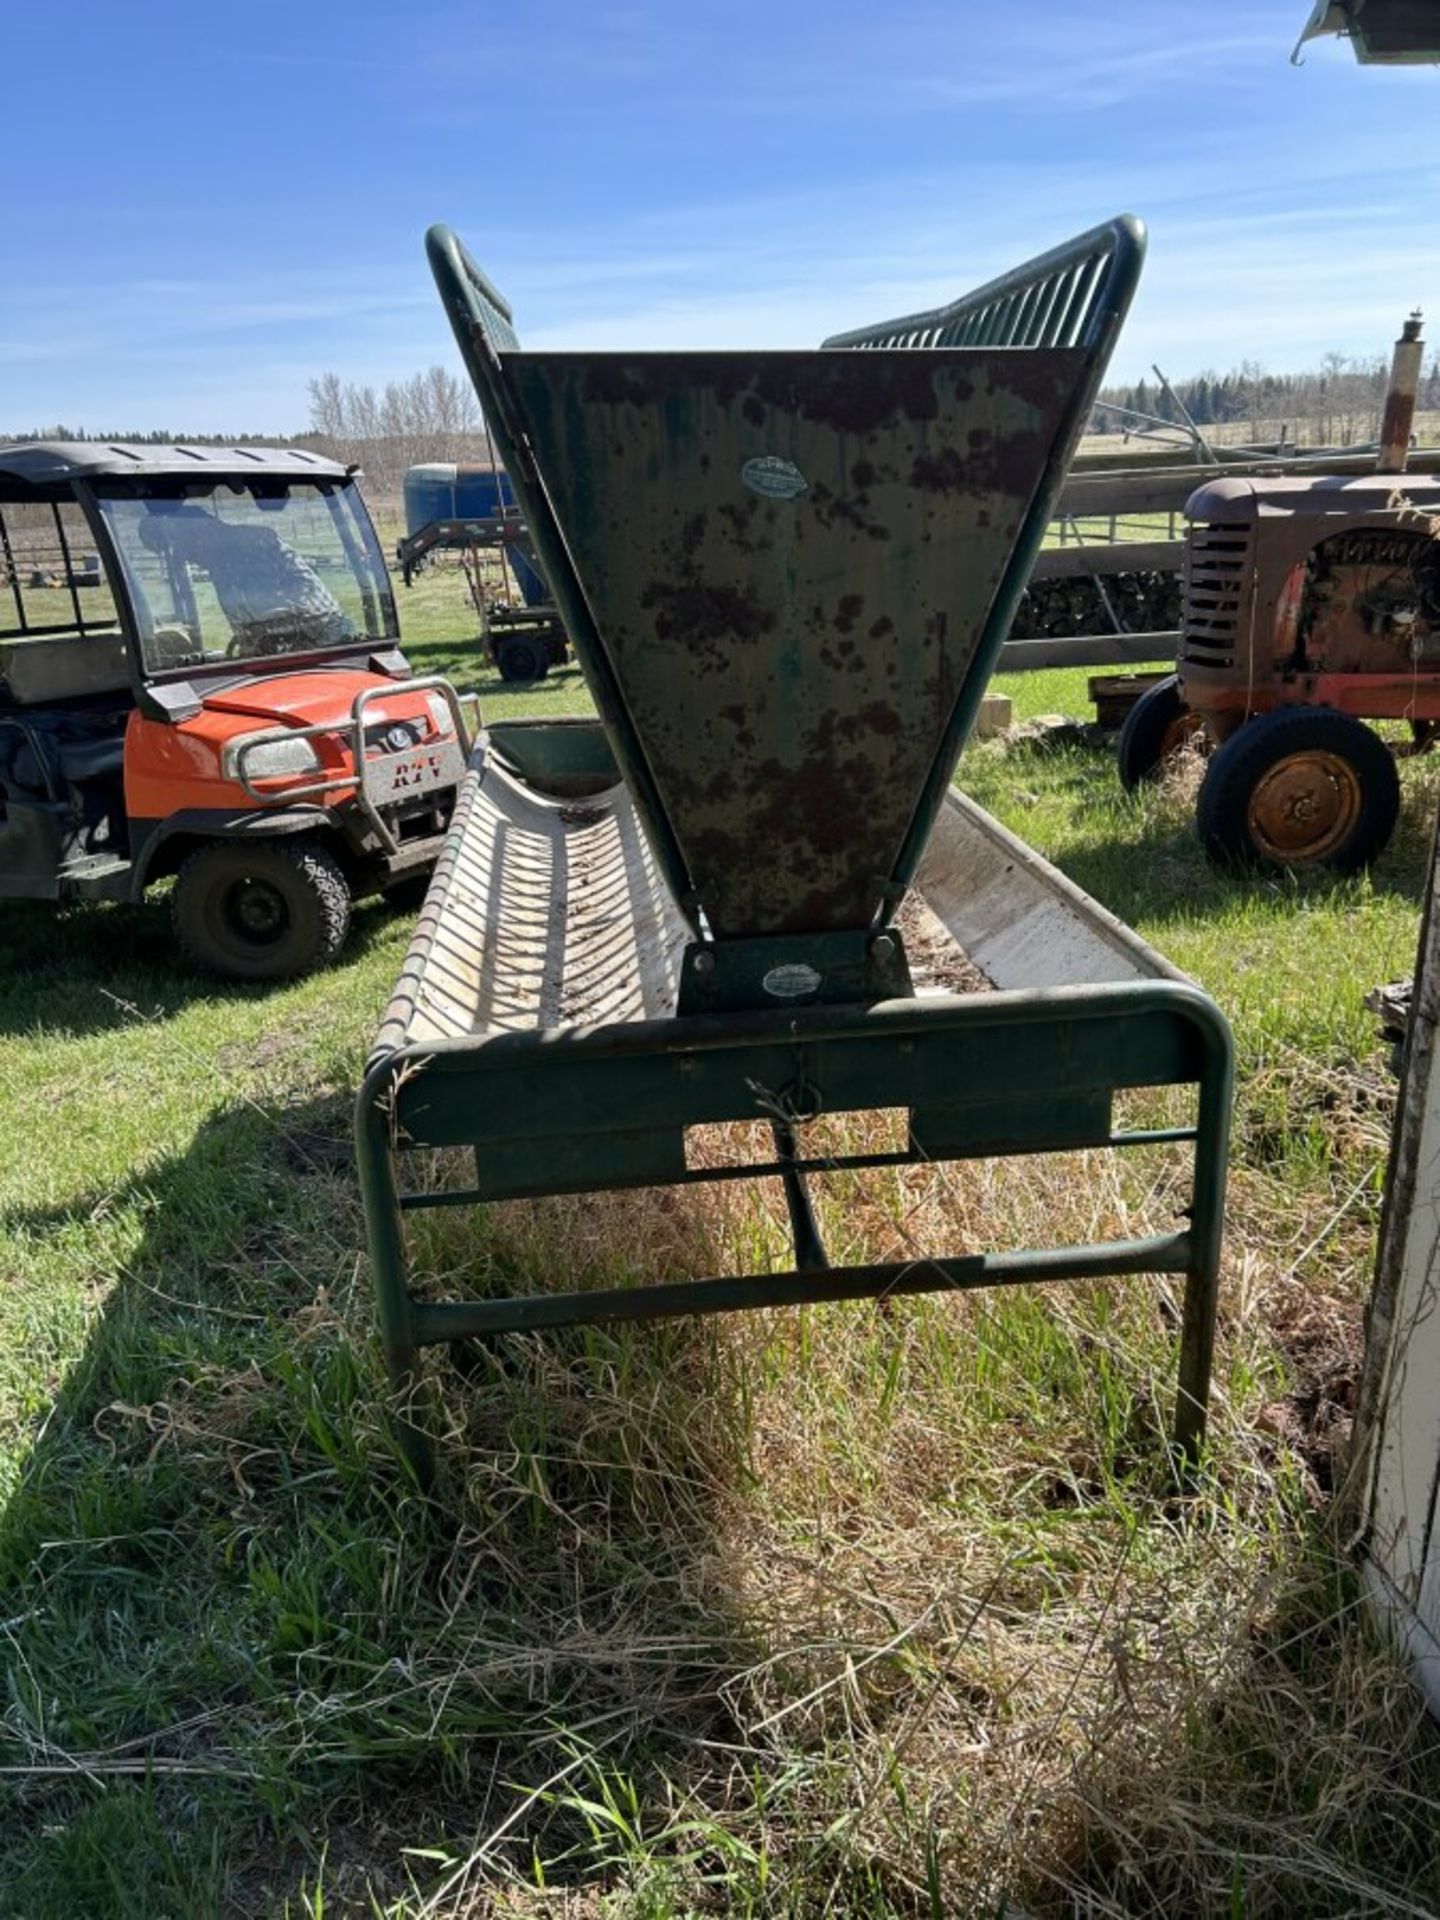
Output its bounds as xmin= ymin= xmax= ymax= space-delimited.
xmin=427 ymin=218 xmax=1143 ymax=942
xmin=508 ymin=348 xmax=1083 ymax=934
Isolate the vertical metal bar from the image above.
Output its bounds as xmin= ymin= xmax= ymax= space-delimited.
xmin=0 ymin=506 xmax=25 ymax=633
xmin=1028 ymin=273 xmax=1065 ymax=348
xmin=771 ymin=1122 xmax=829 ymax=1272
xmin=949 ymin=311 xmax=982 ymax=347
xmin=1007 ymin=281 xmax=1045 ymax=347
xmin=1052 ymin=255 xmax=1103 ymax=347
xmin=354 ymin=1077 xmax=436 ymax=1487
xmin=1173 ymin=1007 xmax=1235 ymax=1462
xmin=981 ymin=295 xmax=1019 ymax=346
xmin=53 ymin=503 xmax=85 ymax=635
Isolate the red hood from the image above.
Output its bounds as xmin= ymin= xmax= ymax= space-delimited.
xmin=201 ymin=669 xmax=411 ymax=729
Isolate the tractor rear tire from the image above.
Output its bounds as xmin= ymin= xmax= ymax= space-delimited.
xmin=173 ymin=838 xmax=351 ymax=981
xmin=1196 ymin=706 xmax=1399 ymax=875
xmin=495 ymin=635 xmax=550 ymax=684
xmin=1116 ymin=674 xmax=1205 ymax=790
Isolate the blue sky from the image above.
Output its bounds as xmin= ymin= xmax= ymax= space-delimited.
xmin=1 ymin=0 xmax=1434 ymax=434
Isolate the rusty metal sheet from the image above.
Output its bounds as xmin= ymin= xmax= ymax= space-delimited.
xmin=509 ymin=348 xmax=1084 ymax=939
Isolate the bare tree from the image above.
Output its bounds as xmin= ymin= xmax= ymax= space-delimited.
xmin=306 ymin=366 xmax=489 ymax=506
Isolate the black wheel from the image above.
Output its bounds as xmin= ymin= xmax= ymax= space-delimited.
xmin=172 ymin=838 xmax=351 ymax=981
xmin=495 ymin=635 xmax=549 ymax=683
xmin=1196 ymin=707 xmax=1399 ymax=874
xmin=1116 ymin=675 xmax=1206 ymax=790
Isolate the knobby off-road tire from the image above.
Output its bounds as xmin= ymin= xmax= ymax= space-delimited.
xmin=1116 ymin=674 xmax=1206 ymax=790
xmin=172 ymin=838 xmax=352 ymax=981
xmin=1196 ymin=706 xmax=1399 ymax=875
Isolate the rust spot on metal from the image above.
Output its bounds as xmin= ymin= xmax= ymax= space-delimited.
xmin=910 ymin=448 xmax=973 ymax=495
xmin=718 ymin=500 xmax=768 ymax=553
xmin=640 ymin=581 xmax=775 ymax=647
xmin=679 ymin=512 xmax=707 ymax=563
xmin=809 ymin=480 xmax=891 ymax=543
xmin=577 ymin=362 xmax=657 ymax=408
xmin=1381 ymin=391 xmax=1417 ymax=458
xmin=835 ymin=594 xmax=864 ymax=635
xmin=750 ymin=356 xmax=960 ymax=434
xmin=860 ymin=700 xmax=903 ymax=736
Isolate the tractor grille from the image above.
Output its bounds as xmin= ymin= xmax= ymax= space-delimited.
xmin=1180 ymin=521 xmax=1252 ymax=671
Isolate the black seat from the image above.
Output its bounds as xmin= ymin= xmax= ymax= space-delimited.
xmin=0 ymin=714 xmax=125 ymax=799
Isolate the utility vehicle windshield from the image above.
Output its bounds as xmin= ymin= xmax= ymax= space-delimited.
xmin=94 ymin=479 xmax=396 ymax=675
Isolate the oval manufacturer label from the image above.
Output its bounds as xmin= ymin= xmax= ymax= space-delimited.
xmin=742 ymin=455 xmax=808 ymax=501
xmin=763 ymin=963 xmax=822 ymax=999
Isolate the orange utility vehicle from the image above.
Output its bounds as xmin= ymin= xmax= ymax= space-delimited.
xmin=0 ymin=443 xmax=469 ymax=978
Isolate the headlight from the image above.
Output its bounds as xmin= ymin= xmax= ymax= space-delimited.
xmin=223 ymin=732 xmax=323 ymax=782
xmin=425 ymin=692 xmax=455 ymax=735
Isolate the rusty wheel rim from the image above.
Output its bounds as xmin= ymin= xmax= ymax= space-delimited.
xmin=1246 ymin=750 xmax=1362 ymax=863
xmin=1159 ymin=711 xmax=1206 ymax=760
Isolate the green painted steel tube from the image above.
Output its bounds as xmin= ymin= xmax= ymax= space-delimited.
xmin=409 ymin=1231 xmax=1193 ymax=1344
xmin=1172 ymin=996 xmax=1235 ymax=1461
xmin=354 ymin=1080 xmax=436 ymax=1485
xmin=424 ymin=225 xmax=696 ymax=925
xmin=365 ymin=975 xmax=1221 ymax=1090
xmin=394 ymin=1122 xmax=1204 ymax=1213
xmin=358 ymin=952 xmax=1233 ymax=1467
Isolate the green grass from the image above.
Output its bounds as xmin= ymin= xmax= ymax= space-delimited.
xmin=2 ymin=560 xmax=1439 ymax=1917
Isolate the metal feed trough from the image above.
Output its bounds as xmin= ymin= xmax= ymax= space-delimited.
xmin=358 ymin=217 xmax=1233 ymax=1478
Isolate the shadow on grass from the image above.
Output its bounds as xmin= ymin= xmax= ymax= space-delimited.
xmin=6 ymin=1077 xmax=1440 ymax=1917
xmin=0 ymin=888 xmax=409 ymax=1041
xmin=0 ymin=1090 xmax=757 ymax=1918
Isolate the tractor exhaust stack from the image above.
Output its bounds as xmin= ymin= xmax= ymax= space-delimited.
xmin=1377 ymin=311 xmax=1425 ymax=475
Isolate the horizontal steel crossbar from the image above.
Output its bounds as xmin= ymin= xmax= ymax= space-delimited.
xmin=394 ymin=1124 xmax=1201 ymax=1213
xmin=409 ymin=1232 xmax=1194 ymax=1342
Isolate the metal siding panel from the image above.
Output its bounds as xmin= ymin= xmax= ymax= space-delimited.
xmin=1360 ymin=815 xmax=1440 ymax=1677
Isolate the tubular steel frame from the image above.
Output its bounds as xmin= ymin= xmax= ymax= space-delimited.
xmin=357 ymin=874 xmax=1232 ymax=1484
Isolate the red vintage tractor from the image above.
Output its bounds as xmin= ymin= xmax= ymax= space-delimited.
xmin=1119 ymin=316 xmax=1440 ymax=872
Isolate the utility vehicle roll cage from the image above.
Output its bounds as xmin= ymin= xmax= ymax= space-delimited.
xmin=0 ymin=443 xmax=401 ymax=712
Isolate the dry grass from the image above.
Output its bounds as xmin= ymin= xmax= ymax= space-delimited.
xmin=345 ymin=1079 xmax=1440 ymax=1919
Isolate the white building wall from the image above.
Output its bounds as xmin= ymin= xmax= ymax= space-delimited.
xmin=1358 ymin=827 xmax=1440 ymax=1716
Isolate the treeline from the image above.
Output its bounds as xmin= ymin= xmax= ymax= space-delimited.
xmin=13 ymin=344 xmax=1440 ymax=483
xmin=305 ymin=367 xmax=489 ymax=499
xmin=2 ymin=427 xmax=292 ymax=446
xmin=1094 ymin=351 xmax=1440 ymax=445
